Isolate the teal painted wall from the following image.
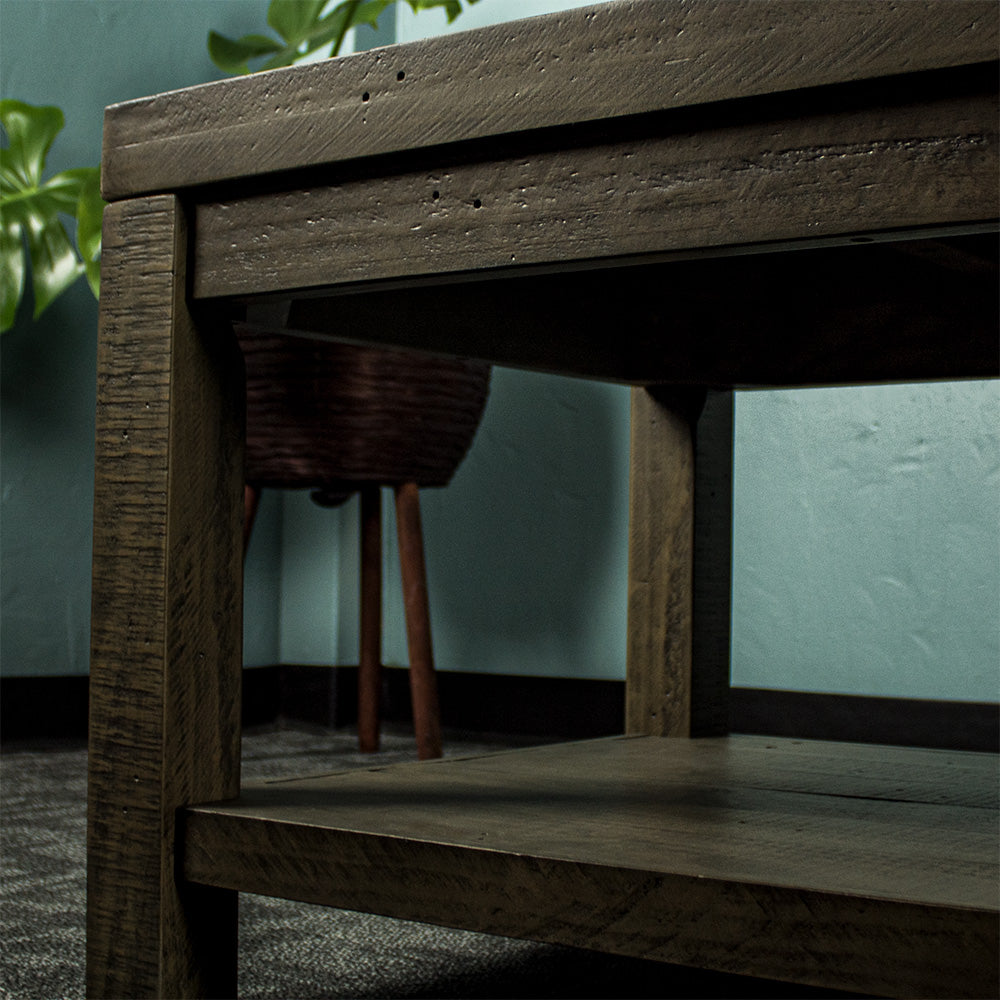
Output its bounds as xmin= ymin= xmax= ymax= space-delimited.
xmin=733 ymin=383 xmax=999 ymax=700
xmin=2 ymin=0 xmax=998 ymax=704
xmin=0 ymin=0 xmax=277 ymax=676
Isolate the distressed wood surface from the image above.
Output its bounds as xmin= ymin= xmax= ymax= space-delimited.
xmin=183 ymin=735 xmax=999 ymax=999
xmin=192 ymin=85 xmax=997 ymax=300
xmin=626 ymin=389 xmax=734 ymax=739
xmin=627 ymin=388 xmax=695 ymax=736
xmin=101 ymin=0 xmax=998 ymax=200
xmin=241 ymin=236 xmax=997 ymax=386
xmin=87 ymin=195 xmax=245 ymax=998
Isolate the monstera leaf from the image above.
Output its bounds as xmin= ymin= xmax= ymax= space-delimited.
xmin=0 ymin=100 xmax=104 ymax=333
xmin=209 ymin=0 xmax=478 ymax=75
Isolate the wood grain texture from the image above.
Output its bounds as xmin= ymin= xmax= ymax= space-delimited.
xmin=627 ymin=388 xmax=697 ymax=736
xmin=101 ymin=0 xmax=998 ymax=200
xmin=238 ymin=327 xmax=491 ymax=488
xmin=87 ymin=195 xmax=244 ymax=998
xmin=183 ymin=735 xmax=999 ymax=999
xmin=265 ymin=235 xmax=998 ymax=386
xmin=191 ymin=85 xmax=998 ymax=300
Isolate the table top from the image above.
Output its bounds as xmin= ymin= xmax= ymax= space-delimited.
xmin=101 ymin=0 xmax=998 ymax=200
xmin=99 ymin=0 xmax=999 ymax=387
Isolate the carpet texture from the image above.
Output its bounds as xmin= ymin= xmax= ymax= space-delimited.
xmin=1 ymin=724 xmax=855 ymax=999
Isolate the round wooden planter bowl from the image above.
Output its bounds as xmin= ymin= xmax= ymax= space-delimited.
xmin=236 ymin=328 xmax=491 ymax=505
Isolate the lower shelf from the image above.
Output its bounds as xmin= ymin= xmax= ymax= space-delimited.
xmin=183 ymin=734 xmax=999 ymax=998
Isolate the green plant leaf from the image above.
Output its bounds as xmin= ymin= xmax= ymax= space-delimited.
xmin=25 ymin=215 xmax=84 ymax=320
xmin=405 ymin=0 xmax=479 ymax=24
xmin=0 ymin=100 xmax=101 ymax=331
xmin=0 ymin=100 xmax=64 ymax=189
xmin=352 ymin=0 xmax=397 ymax=30
xmin=207 ymin=31 xmax=283 ymax=75
xmin=267 ymin=0 xmax=328 ymax=44
xmin=297 ymin=0 xmax=394 ymax=62
xmin=210 ymin=0 xmax=376 ymax=73
xmin=0 ymin=221 xmax=25 ymax=333
xmin=76 ymin=169 xmax=104 ymax=299
xmin=209 ymin=0 xmax=478 ymax=76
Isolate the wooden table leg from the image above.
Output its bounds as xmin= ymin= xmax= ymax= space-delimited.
xmin=394 ymin=482 xmax=442 ymax=760
xmin=627 ymin=387 xmax=733 ymax=737
xmin=87 ymin=195 xmax=245 ymax=998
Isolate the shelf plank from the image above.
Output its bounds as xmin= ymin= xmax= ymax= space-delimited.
xmin=183 ymin=736 xmax=999 ymax=998
xmin=101 ymin=0 xmax=998 ymax=200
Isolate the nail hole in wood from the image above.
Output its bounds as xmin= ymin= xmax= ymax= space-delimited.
xmin=473 ymin=198 xmax=482 ymax=208
xmin=362 ymin=92 xmax=370 ymax=102
xmin=397 ymin=71 xmax=405 ymax=81
xmin=432 ymin=190 xmax=440 ymax=200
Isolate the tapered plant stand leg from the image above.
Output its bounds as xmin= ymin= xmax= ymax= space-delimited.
xmin=244 ymin=483 xmax=261 ymax=552
xmin=394 ymin=482 xmax=442 ymax=760
xmin=87 ymin=194 xmax=245 ymax=998
xmin=358 ymin=485 xmax=383 ymax=752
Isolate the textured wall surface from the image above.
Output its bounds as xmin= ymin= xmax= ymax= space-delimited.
xmin=733 ymin=383 xmax=999 ymax=700
xmin=0 ymin=0 xmax=276 ymax=675
xmin=2 ymin=0 xmax=997 ymax=705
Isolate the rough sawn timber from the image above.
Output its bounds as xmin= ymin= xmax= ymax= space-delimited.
xmin=182 ymin=735 xmax=1000 ymax=1000
xmin=87 ymin=195 xmax=245 ymax=998
xmin=191 ymin=86 xmax=997 ymax=300
xmin=100 ymin=0 xmax=998 ymax=200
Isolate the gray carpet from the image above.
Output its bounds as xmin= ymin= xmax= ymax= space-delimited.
xmin=1 ymin=724 xmax=853 ymax=999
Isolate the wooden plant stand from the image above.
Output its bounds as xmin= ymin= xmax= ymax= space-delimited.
xmin=87 ymin=2 xmax=999 ymax=997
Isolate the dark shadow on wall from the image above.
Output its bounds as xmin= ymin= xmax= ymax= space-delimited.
xmin=420 ymin=365 xmax=630 ymax=678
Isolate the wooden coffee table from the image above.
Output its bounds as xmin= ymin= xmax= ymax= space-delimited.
xmin=87 ymin=2 xmax=999 ymax=996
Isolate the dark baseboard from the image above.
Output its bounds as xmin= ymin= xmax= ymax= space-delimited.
xmin=242 ymin=665 xmax=628 ymax=739
xmin=3 ymin=669 xmax=997 ymax=753
xmin=729 ymin=686 xmax=999 ymax=753
xmin=0 ymin=675 xmax=91 ymax=743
